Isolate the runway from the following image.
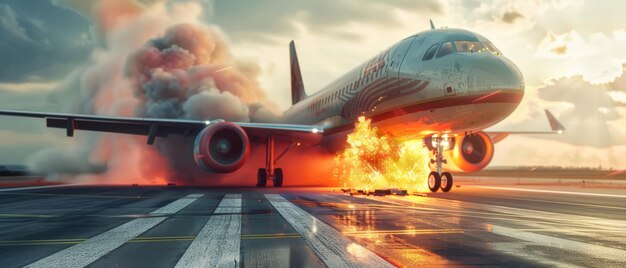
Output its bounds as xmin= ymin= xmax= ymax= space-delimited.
xmin=0 ymin=181 xmax=625 ymax=267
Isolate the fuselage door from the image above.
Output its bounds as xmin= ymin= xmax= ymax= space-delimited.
xmin=388 ymin=36 xmax=417 ymax=89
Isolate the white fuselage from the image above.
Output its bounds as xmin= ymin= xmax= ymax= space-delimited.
xmin=283 ymin=29 xmax=525 ymax=148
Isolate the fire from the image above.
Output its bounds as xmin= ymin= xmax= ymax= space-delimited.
xmin=337 ymin=117 xmax=431 ymax=193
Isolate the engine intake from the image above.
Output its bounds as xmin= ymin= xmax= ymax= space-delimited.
xmin=447 ymin=132 xmax=494 ymax=172
xmin=194 ymin=122 xmax=250 ymax=173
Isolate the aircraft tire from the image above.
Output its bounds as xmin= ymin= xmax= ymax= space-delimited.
xmin=441 ymin=172 xmax=453 ymax=192
xmin=428 ymin=171 xmax=441 ymax=192
xmin=257 ymin=168 xmax=267 ymax=187
xmin=273 ymin=168 xmax=283 ymax=187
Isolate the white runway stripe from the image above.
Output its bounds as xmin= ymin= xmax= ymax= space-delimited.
xmin=468 ymin=185 xmax=626 ymax=198
xmin=265 ymin=194 xmax=394 ymax=268
xmin=24 ymin=193 xmax=203 ymax=268
xmin=492 ymin=225 xmax=626 ymax=261
xmin=175 ymin=193 xmax=242 ymax=268
xmin=0 ymin=184 xmax=85 ymax=192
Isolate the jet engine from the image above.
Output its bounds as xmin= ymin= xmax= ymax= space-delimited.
xmin=445 ymin=132 xmax=494 ymax=172
xmin=194 ymin=122 xmax=250 ymax=173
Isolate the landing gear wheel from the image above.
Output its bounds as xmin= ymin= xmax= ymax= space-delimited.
xmin=273 ymin=168 xmax=283 ymax=187
xmin=440 ymin=172 xmax=453 ymax=192
xmin=256 ymin=168 xmax=267 ymax=187
xmin=428 ymin=171 xmax=441 ymax=193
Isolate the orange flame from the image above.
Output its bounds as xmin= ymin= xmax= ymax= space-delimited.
xmin=336 ymin=117 xmax=431 ymax=193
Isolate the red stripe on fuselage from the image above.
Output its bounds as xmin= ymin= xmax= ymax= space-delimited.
xmin=325 ymin=91 xmax=523 ymax=135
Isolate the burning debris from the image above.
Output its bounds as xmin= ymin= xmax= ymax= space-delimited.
xmin=336 ymin=117 xmax=431 ymax=193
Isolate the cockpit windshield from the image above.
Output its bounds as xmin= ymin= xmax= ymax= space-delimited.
xmin=476 ymin=34 xmax=501 ymax=54
xmin=481 ymin=40 xmax=500 ymax=54
xmin=422 ymin=34 xmax=502 ymax=61
xmin=454 ymin=41 xmax=484 ymax=53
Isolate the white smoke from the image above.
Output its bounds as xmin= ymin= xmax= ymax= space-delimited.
xmin=28 ymin=0 xmax=280 ymax=184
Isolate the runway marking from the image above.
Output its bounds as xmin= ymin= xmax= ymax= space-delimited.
xmin=0 ymin=191 xmax=175 ymax=199
xmin=0 ymin=184 xmax=82 ymax=192
xmin=494 ymin=196 xmax=626 ymax=211
xmin=24 ymin=193 xmax=203 ymax=268
xmin=265 ymin=194 xmax=394 ymax=268
xmin=175 ymin=194 xmax=242 ymax=268
xmin=467 ymin=185 xmax=626 ymax=198
xmin=343 ymin=229 xmax=464 ymax=236
xmin=0 ymin=213 xmax=53 ymax=218
xmin=491 ymin=225 xmax=626 ymax=262
xmin=370 ymin=194 xmax=626 ymax=261
xmin=0 ymin=233 xmax=303 ymax=247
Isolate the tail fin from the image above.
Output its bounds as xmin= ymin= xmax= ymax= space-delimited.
xmin=290 ymin=41 xmax=307 ymax=105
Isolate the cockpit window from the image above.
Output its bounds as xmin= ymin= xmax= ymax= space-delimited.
xmin=475 ymin=34 xmax=501 ymax=54
xmin=422 ymin=43 xmax=438 ymax=61
xmin=454 ymin=41 xmax=484 ymax=53
xmin=436 ymin=42 xmax=454 ymax=58
xmin=482 ymin=40 xmax=500 ymax=54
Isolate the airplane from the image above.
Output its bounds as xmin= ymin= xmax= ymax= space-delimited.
xmin=0 ymin=21 xmax=564 ymax=192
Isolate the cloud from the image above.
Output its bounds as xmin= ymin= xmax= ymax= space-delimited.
xmin=491 ymin=135 xmax=626 ymax=169
xmin=535 ymin=30 xmax=626 ymax=84
xmin=210 ymin=0 xmax=443 ymax=43
xmin=501 ymin=11 xmax=523 ymax=24
xmin=0 ymin=1 xmax=94 ymax=83
xmin=496 ymin=70 xmax=626 ymax=148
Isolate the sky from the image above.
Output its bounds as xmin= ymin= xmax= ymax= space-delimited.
xmin=0 ymin=0 xmax=625 ymax=170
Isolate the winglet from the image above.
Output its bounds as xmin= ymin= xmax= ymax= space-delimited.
xmin=429 ymin=19 xmax=435 ymax=30
xmin=545 ymin=109 xmax=565 ymax=134
xmin=289 ymin=41 xmax=307 ymax=105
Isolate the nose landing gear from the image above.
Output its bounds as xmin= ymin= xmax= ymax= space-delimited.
xmin=428 ymin=135 xmax=454 ymax=193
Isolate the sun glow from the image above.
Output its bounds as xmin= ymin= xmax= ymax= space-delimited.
xmin=336 ymin=117 xmax=431 ymax=193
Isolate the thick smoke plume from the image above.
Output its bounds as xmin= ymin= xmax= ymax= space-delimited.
xmin=27 ymin=0 xmax=318 ymax=185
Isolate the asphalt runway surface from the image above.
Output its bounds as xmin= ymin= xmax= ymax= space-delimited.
xmin=0 ymin=182 xmax=625 ymax=267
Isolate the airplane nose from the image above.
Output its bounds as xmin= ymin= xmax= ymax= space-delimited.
xmin=469 ymin=54 xmax=524 ymax=92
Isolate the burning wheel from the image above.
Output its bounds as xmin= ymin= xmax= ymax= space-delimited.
xmin=441 ymin=172 xmax=453 ymax=192
xmin=257 ymin=168 xmax=267 ymax=187
xmin=428 ymin=171 xmax=441 ymax=192
xmin=273 ymin=168 xmax=283 ymax=187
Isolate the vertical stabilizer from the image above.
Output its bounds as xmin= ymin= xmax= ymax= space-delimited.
xmin=290 ymin=41 xmax=307 ymax=105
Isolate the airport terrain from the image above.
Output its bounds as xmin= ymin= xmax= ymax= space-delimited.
xmin=0 ymin=178 xmax=625 ymax=267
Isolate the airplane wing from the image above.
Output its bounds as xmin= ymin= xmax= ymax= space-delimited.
xmin=0 ymin=110 xmax=324 ymax=145
xmin=486 ymin=109 xmax=565 ymax=143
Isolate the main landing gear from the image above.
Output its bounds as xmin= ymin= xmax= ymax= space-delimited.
xmin=428 ymin=135 xmax=454 ymax=193
xmin=257 ymin=136 xmax=295 ymax=188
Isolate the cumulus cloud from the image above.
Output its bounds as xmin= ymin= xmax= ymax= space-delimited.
xmin=0 ymin=1 xmax=93 ymax=83
xmin=490 ymin=135 xmax=626 ymax=169
xmin=210 ymin=0 xmax=444 ymax=43
xmin=496 ymin=70 xmax=626 ymax=148
xmin=501 ymin=11 xmax=523 ymax=24
xmin=535 ymin=30 xmax=626 ymax=84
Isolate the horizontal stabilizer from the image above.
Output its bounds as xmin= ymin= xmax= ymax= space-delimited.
xmin=486 ymin=109 xmax=566 ymax=143
xmin=545 ymin=109 xmax=565 ymax=133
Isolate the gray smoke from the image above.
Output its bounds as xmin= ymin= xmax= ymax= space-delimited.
xmin=27 ymin=1 xmax=280 ymax=184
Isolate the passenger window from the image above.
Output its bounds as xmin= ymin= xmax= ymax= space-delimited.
xmin=422 ymin=44 xmax=439 ymax=61
xmin=436 ymin=42 xmax=454 ymax=58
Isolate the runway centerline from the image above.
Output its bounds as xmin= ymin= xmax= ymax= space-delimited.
xmin=175 ymin=194 xmax=242 ymax=268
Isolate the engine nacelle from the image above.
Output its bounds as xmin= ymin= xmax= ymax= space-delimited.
xmin=445 ymin=132 xmax=494 ymax=172
xmin=194 ymin=122 xmax=250 ymax=173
